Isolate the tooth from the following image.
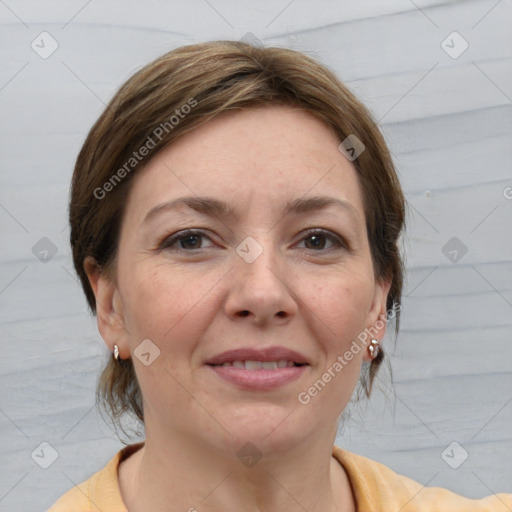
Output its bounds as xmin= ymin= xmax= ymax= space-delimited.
xmin=232 ymin=361 xmax=245 ymax=368
xmin=262 ymin=361 xmax=278 ymax=370
xmin=277 ymin=360 xmax=288 ymax=368
xmin=222 ymin=361 xmax=231 ymax=367
xmin=286 ymin=361 xmax=294 ymax=368
xmin=245 ymin=360 xmax=263 ymax=370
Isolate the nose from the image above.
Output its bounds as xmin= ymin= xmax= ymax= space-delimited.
xmin=223 ymin=239 xmax=298 ymax=326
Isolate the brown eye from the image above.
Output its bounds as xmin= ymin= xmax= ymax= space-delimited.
xmin=177 ymin=234 xmax=202 ymax=249
xmin=159 ymin=230 xmax=214 ymax=251
xmin=304 ymin=234 xmax=329 ymax=250
xmin=298 ymin=229 xmax=346 ymax=251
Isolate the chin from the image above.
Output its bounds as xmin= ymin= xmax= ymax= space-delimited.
xmin=217 ymin=407 xmax=308 ymax=450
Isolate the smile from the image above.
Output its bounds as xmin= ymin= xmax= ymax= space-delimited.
xmin=209 ymin=360 xmax=304 ymax=370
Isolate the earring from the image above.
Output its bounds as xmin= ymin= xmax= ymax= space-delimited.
xmin=368 ymin=339 xmax=380 ymax=359
xmin=113 ymin=344 xmax=120 ymax=361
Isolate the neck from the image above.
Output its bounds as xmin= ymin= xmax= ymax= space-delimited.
xmin=119 ymin=423 xmax=355 ymax=512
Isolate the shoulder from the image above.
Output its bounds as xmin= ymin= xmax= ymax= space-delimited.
xmin=332 ymin=445 xmax=512 ymax=512
xmin=47 ymin=443 xmax=144 ymax=512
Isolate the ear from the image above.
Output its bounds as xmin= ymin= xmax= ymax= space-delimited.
xmin=84 ymin=256 xmax=130 ymax=359
xmin=362 ymin=277 xmax=392 ymax=362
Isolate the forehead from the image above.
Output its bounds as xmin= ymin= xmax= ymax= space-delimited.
xmin=125 ymin=105 xmax=365 ymax=221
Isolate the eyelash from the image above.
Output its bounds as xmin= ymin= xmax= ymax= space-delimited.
xmin=157 ymin=228 xmax=347 ymax=253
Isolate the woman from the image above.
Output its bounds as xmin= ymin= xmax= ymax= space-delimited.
xmin=49 ymin=40 xmax=511 ymax=511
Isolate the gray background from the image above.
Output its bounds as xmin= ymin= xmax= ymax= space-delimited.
xmin=1 ymin=0 xmax=511 ymax=510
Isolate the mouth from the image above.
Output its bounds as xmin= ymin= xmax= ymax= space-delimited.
xmin=208 ymin=360 xmax=306 ymax=370
xmin=204 ymin=347 xmax=310 ymax=391
xmin=204 ymin=346 xmax=310 ymax=367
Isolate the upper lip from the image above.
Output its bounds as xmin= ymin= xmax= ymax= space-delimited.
xmin=205 ymin=347 xmax=310 ymax=365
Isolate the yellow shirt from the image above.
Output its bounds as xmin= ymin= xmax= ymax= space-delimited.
xmin=48 ymin=442 xmax=511 ymax=511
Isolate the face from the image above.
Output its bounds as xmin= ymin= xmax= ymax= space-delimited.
xmin=89 ymin=105 xmax=390 ymax=457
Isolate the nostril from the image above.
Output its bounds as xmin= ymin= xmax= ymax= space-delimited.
xmin=239 ymin=310 xmax=250 ymax=317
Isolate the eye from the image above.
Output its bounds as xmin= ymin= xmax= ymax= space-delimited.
xmin=297 ymin=229 xmax=346 ymax=251
xmin=158 ymin=229 xmax=215 ymax=251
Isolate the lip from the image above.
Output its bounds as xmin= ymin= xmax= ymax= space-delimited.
xmin=207 ymin=364 xmax=308 ymax=391
xmin=204 ymin=346 xmax=310 ymax=366
xmin=204 ymin=346 xmax=310 ymax=392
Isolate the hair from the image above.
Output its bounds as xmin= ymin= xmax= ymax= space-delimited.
xmin=69 ymin=40 xmax=406 ymax=435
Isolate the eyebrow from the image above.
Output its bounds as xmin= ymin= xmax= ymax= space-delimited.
xmin=143 ymin=195 xmax=360 ymax=223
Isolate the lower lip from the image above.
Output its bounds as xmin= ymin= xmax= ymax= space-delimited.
xmin=206 ymin=364 xmax=308 ymax=391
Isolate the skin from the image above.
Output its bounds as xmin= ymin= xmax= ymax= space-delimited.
xmin=85 ymin=105 xmax=391 ymax=512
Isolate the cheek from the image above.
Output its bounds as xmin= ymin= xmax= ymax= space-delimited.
xmin=303 ymin=272 xmax=374 ymax=343
xmin=119 ymin=263 xmax=223 ymax=351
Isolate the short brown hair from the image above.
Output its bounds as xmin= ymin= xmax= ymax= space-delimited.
xmin=69 ymin=40 xmax=405 ymax=433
